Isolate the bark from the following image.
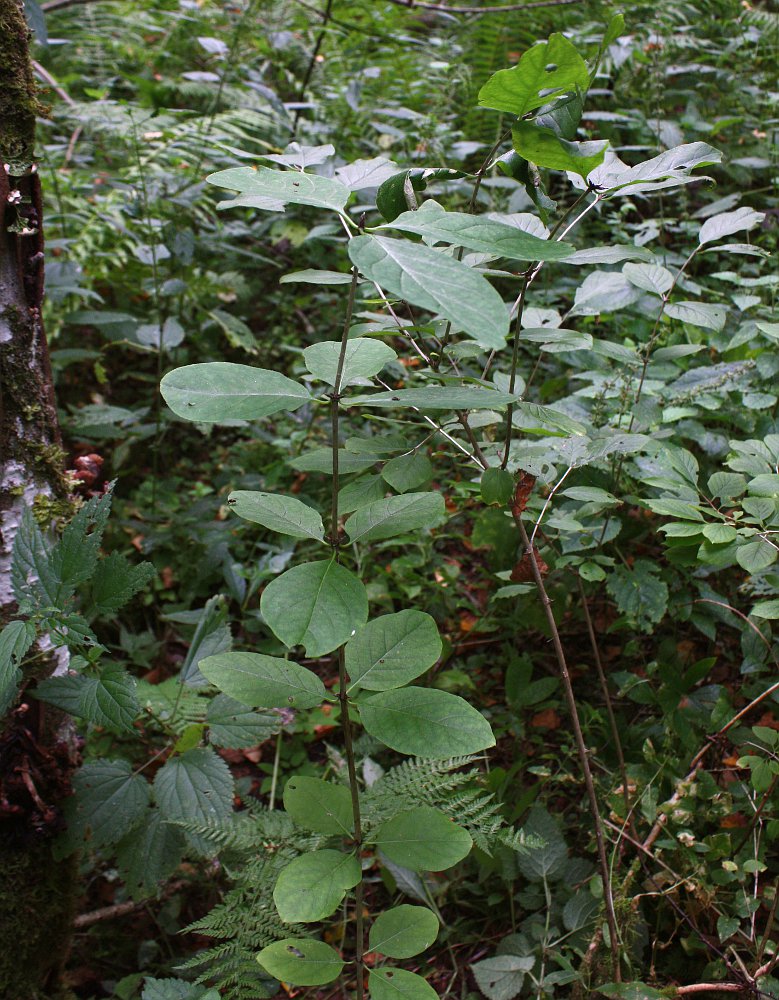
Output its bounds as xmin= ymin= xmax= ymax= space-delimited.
xmin=0 ymin=2 xmax=79 ymax=996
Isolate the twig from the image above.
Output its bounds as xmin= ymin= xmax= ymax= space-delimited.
xmin=31 ymin=60 xmax=74 ymax=106
xmin=74 ymin=880 xmax=187 ymax=928
xmin=293 ymin=0 xmax=333 ymax=132
xmin=674 ymin=985 xmax=748 ymax=995
xmin=385 ymin=0 xmax=584 ymax=13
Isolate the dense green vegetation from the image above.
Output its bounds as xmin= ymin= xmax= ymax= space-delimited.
xmin=1 ymin=0 xmax=778 ymax=998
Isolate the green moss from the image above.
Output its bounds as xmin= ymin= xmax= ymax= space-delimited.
xmin=32 ymin=491 xmax=76 ymax=528
xmin=0 ymin=0 xmax=46 ymax=172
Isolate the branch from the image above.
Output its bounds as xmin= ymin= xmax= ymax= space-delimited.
xmin=675 ymin=985 xmax=749 ymax=995
xmin=385 ymin=0 xmax=583 ymax=12
xmin=73 ymin=880 xmax=187 ymax=928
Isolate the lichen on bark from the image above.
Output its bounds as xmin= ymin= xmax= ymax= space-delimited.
xmin=0 ymin=0 xmax=45 ymax=173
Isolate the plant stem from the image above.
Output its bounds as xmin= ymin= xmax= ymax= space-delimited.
xmin=511 ymin=514 xmax=621 ymax=979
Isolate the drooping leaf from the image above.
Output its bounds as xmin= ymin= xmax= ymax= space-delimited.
xmin=359 ymin=687 xmax=495 ymax=757
xmin=258 ymin=939 xmax=344 ymax=987
xmin=289 ymin=448 xmax=376 ymax=475
xmin=161 ymin=363 xmax=310 ymax=422
xmin=345 ymin=492 xmax=446 ymax=543
xmin=348 ymin=235 xmax=509 ymax=350
xmin=261 ymin=560 xmax=368 ymax=657
xmin=273 ymin=849 xmax=361 ymax=922
xmin=481 ymin=468 xmax=515 ymax=506
xmin=512 ymin=122 xmax=607 ymax=179
xmin=280 ymin=269 xmax=355 ymax=285
xmin=478 ymin=34 xmax=589 ymax=117
xmin=227 ymin=491 xmax=325 ymax=541
xmin=368 ymin=905 xmax=440 ymax=958
xmin=374 ymin=806 xmax=473 ymax=871
xmin=623 ymin=262 xmax=674 ymax=297
xmin=283 ymin=776 xmax=354 ymax=835
xmin=368 ymin=968 xmax=439 ymax=1000
xmin=303 ymin=338 xmax=396 ymax=388
xmin=587 ymin=142 xmax=722 ymax=198
xmin=569 ymin=271 xmax=640 ymax=316
xmin=0 ymin=619 xmax=36 ymax=713
xmin=375 ymin=167 xmax=464 ymax=222
xmin=200 ymin=651 xmax=326 ymax=709
xmin=207 ymin=166 xmax=350 ymax=214
xmin=346 ymin=611 xmax=442 ymax=692
xmin=180 ymin=594 xmax=231 ymax=686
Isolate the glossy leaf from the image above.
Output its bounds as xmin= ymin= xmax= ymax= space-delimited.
xmin=258 ymin=939 xmax=345 ymax=986
xmin=261 ymin=559 xmax=368 ymax=657
xmin=368 ymin=905 xmax=440 ymax=958
xmin=369 ymin=968 xmax=439 ymax=1000
xmin=359 ymin=687 xmax=495 ymax=758
xmin=512 ymin=122 xmax=607 ymax=179
xmin=478 ymin=34 xmax=588 ymax=116
xmin=348 ymin=235 xmax=509 ymax=349
xmin=161 ymin=363 xmax=310 ymax=422
xmin=303 ymin=338 xmax=396 ymax=388
xmin=345 ymin=492 xmax=446 ymax=543
xmin=207 ymin=166 xmax=349 ymax=213
xmin=346 ymin=610 xmax=442 ymax=692
xmin=374 ymin=806 xmax=473 ymax=871
xmin=273 ymin=849 xmax=361 ymax=922
xmin=283 ymin=776 xmax=354 ymax=835
xmin=227 ymin=490 xmax=324 ymax=541
xmin=200 ymin=651 xmax=326 ymax=709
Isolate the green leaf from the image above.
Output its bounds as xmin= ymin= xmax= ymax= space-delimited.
xmin=257 ymin=939 xmax=344 ymax=987
xmin=359 ymin=687 xmax=495 ymax=758
xmin=261 ymin=559 xmax=368 ymax=657
xmin=368 ymin=905 xmax=440 ymax=958
xmin=374 ymin=806 xmax=472 ymax=871
xmin=707 ymin=472 xmax=746 ymax=500
xmin=349 ymin=387 xmax=521 ymax=411
xmin=368 ymin=968 xmax=439 ymax=1000
xmin=282 ymin=776 xmax=354 ymax=835
xmin=70 ymin=760 xmax=151 ymax=848
xmin=481 ymin=468 xmax=515 ymax=506
xmin=590 ymin=142 xmax=722 ymax=198
xmin=273 ymin=849 xmax=361 ymax=922
xmin=751 ymin=600 xmax=779 ymax=620
xmin=699 ymin=206 xmax=764 ymax=246
xmin=603 ymin=11 xmax=625 ymax=46
xmin=290 ymin=448 xmax=376 ymax=475
xmin=569 ymin=271 xmax=639 ymax=316
xmin=206 ymin=694 xmax=282 ymax=748
xmin=736 ymin=538 xmax=777 ymax=573
xmin=200 ymin=651 xmax=326 ymax=709
xmin=599 ymin=984 xmax=666 ymax=1000
xmin=623 ymin=262 xmax=674 ymax=296
xmin=517 ymin=807 xmax=569 ymax=881
xmin=348 ymin=235 xmax=509 ymax=350
xmin=161 ymin=363 xmax=310 ymax=422
xmin=665 ymin=301 xmax=727 ymax=331
xmin=36 ymin=664 xmax=139 ymax=733
xmin=0 ymin=620 xmax=36 ymax=713
xmin=381 ymin=453 xmax=432 ymax=493
xmin=303 ymin=338 xmax=396 ymax=388
xmin=512 ymin=122 xmax=607 ymax=179
xmin=90 ymin=553 xmax=156 ymax=615
xmin=279 ymin=269 xmax=355 ymax=285
xmin=345 ymin=492 xmax=446 ymax=543
xmin=207 ymin=166 xmax=349 ymax=214
xmin=375 ymin=166 xmax=464 ymax=223
xmin=382 ymin=203 xmax=573 ymax=262
xmin=471 ymin=955 xmax=535 ymax=1000
xmin=116 ymin=806 xmax=186 ymax=899
xmin=153 ymin=747 xmax=234 ymax=829
xmin=478 ymin=34 xmax=589 ymax=117
xmin=227 ymin=490 xmax=324 ymax=541
xmin=748 ymin=474 xmax=779 ymax=497
xmin=560 ymin=486 xmax=618 ymax=504
xmin=346 ymin=611 xmax=442 ymax=692
xmin=339 ymin=475 xmax=387 ymax=514
xmin=180 ymin=594 xmax=231 ymax=686
xmin=606 ymin=559 xmax=669 ymax=632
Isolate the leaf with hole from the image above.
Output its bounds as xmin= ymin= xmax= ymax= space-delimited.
xmin=478 ymin=34 xmax=588 ymax=117
xmin=346 ymin=610 xmax=441 ymax=692
xmin=161 ymin=363 xmax=310 ymax=422
xmin=374 ymin=806 xmax=472 ymax=871
xmin=227 ymin=491 xmax=324 ymax=541
xmin=261 ymin=559 xmax=368 ymax=657
xmin=273 ymin=850 xmax=361 ymax=922
xmin=345 ymin=492 xmax=446 ymax=543
xmin=283 ymin=776 xmax=354 ymax=835
xmin=257 ymin=939 xmax=345 ymax=986
xmin=471 ymin=955 xmax=535 ymax=1000
xmin=200 ymin=651 xmax=326 ymax=709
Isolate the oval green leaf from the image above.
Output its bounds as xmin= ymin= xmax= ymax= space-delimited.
xmin=283 ymin=776 xmax=354 ymax=835
xmin=368 ymin=968 xmax=439 ymax=1000
xmin=227 ymin=491 xmax=324 ymax=542
xmin=258 ymin=939 xmax=345 ymax=986
xmin=200 ymin=651 xmax=326 ymax=709
xmin=273 ymin=849 xmax=361 ymax=923
xmin=349 ymin=387 xmax=521 ymax=411
xmin=207 ymin=166 xmax=350 ymax=214
xmin=345 ymin=492 xmax=446 ymax=544
xmin=345 ymin=611 xmax=441 ymax=692
xmin=368 ymin=905 xmax=440 ymax=958
xmin=359 ymin=687 xmax=495 ymax=758
xmin=260 ymin=559 xmax=368 ymax=657
xmin=161 ymin=362 xmax=310 ymax=423
xmin=303 ymin=338 xmax=397 ymax=389
xmin=374 ymin=806 xmax=472 ymax=872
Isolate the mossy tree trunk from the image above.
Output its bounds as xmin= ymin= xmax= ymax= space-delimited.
xmin=0 ymin=2 xmax=79 ymax=996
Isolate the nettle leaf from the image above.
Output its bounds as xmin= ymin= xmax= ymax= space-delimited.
xmin=142 ymin=978 xmax=216 ymax=1000
xmin=90 ymin=553 xmax=156 ymax=615
xmin=70 ymin=759 xmax=151 ymax=848
xmin=303 ymin=338 xmax=396 ymax=388
xmin=346 ymin=610 xmax=442 ymax=692
xmin=369 ymin=968 xmax=439 ymax=1000
xmin=665 ymin=301 xmax=727 ymax=331
xmin=623 ymin=262 xmax=674 ymax=297
xmin=36 ymin=663 xmax=139 ymax=734
xmin=369 ymin=905 xmax=440 ymax=958
xmin=161 ymin=363 xmax=310 ymax=422
xmin=261 ymin=559 xmax=368 ymax=657
xmin=698 ymin=206 xmax=764 ymax=246
xmin=258 ymin=939 xmax=344 ymax=987
xmin=227 ymin=490 xmax=324 ymax=542
xmin=284 ymin=776 xmax=354 ymax=835
xmin=200 ymin=651 xmax=326 ymax=709
xmin=348 ymin=235 xmax=509 ymax=350
xmin=382 ymin=203 xmax=573 ymax=262
xmin=382 ymin=453 xmax=432 ymax=493
xmin=471 ymin=955 xmax=535 ymax=1000
xmin=207 ymin=166 xmax=349 ymax=214
xmin=273 ymin=849 xmax=361 ymax=922
xmin=116 ymin=806 xmax=186 ymax=900
xmin=349 ymin=387 xmax=522 ymax=411
xmin=606 ymin=559 xmax=669 ymax=631
xmin=0 ymin=619 xmax=36 ymax=713
xmin=374 ymin=806 xmax=473 ymax=872
xmin=206 ymin=693 xmax=281 ymax=748
xmin=478 ymin=33 xmax=588 ymax=117
xmin=345 ymin=492 xmax=446 ymax=543
xmin=359 ymin=687 xmax=495 ymax=757
xmin=153 ymin=747 xmax=234 ymax=830
xmin=512 ymin=122 xmax=607 ymax=179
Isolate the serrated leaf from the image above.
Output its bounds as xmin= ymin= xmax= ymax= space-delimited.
xmin=346 ymin=611 xmax=441 ymax=692
xmin=349 ymin=387 xmax=522 ymax=410
xmin=359 ymin=687 xmax=495 ymax=758
xmin=699 ymin=206 xmax=764 ymax=246
xmin=258 ymin=939 xmax=344 ymax=987
xmin=200 ymin=651 xmax=326 ymax=709
xmin=283 ymin=776 xmax=354 ymax=835
xmin=207 ymin=166 xmax=349 ymax=213
xmin=369 ymin=968 xmax=439 ymax=1000
xmin=116 ymin=806 xmax=186 ymax=899
xmin=478 ymin=34 xmax=589 ymax=117
xmin=227 ymin=490 xmax=324 ymax=541
xmin=36 ymin=664 xmax=139 ymax=733
xmin=0 ymin=620 xmax=36 ymax=713
xmin=153 ymin=747 xmax=234 ymax=831
xmin=381 ymin=453 xmax=432 ymax=493
xmin=348 ymin=235 xmax=509 ymax=350
xmin=303 ymin=338 xmax=396 ymax=389
xmin=161 ymin=363 xmax=310 ymax=422
xmin=606 ymin=559 xmax=669 ymax=631
xmin=261 ymin=559 xmax=368 ymax=657
xmin=273 ymin=849 xmax=361 ymax=922
xmin=369 ymin=905 xmax=440 ymax=959
xmin=206 ymin=693 xmax=281 ymax=748
xmin=345 ymin=492 xmax=446 ymax=543
xmin=374 ymin=806 xmax=472 ymax=871
xmin=70 ymin=759 xmax=151 ymax=848
xmin=90 ymin=553 xmax=156 ymax=615
xmin=513 ymin=121 xmax=607 ymax=179
xmin=517 ymin=807 xmax=569 ymax=881
xmin=471 ymin=955 xmax=534 ymax=1000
